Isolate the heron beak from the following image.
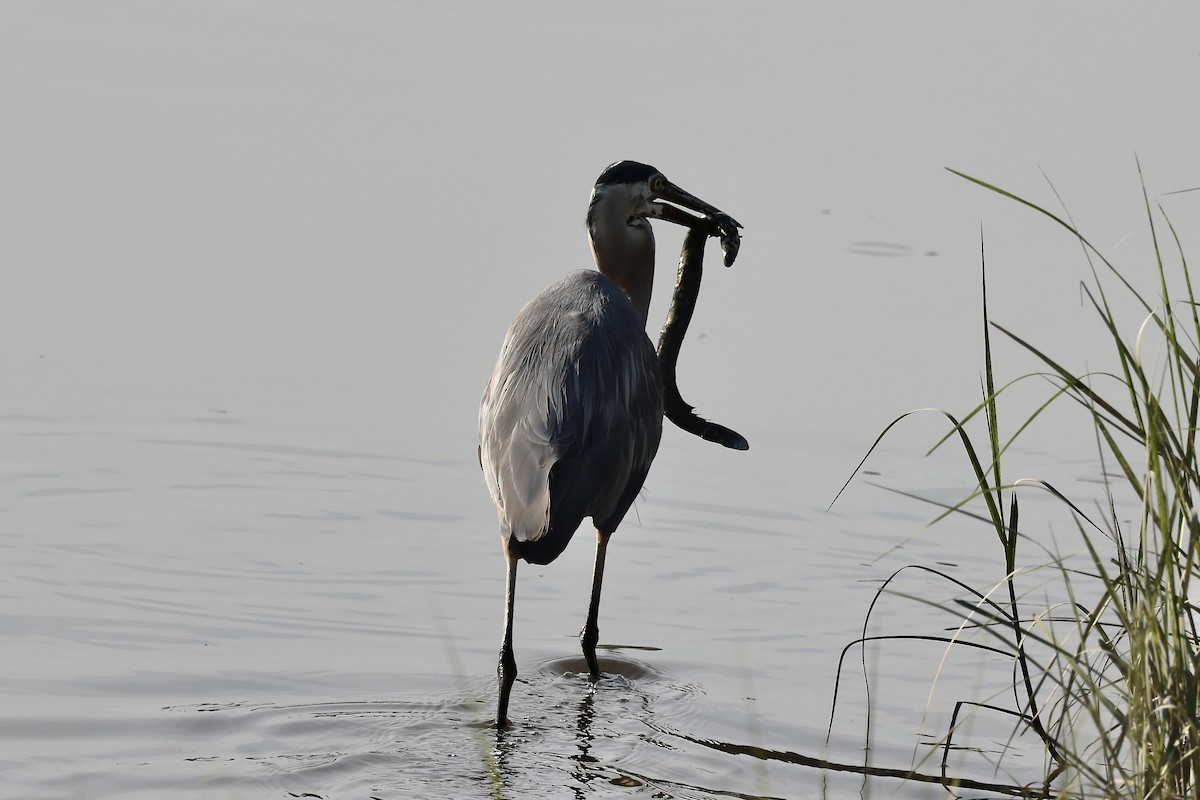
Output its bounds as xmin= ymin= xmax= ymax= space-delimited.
xmin=648 ymin=179 xmax=743 ymax=267
xmin=649 ymin=180 xmax=742 ymax=231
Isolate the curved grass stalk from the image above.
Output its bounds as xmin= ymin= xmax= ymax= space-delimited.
xmin=832 ymin=166 xmax=1200 ymax=797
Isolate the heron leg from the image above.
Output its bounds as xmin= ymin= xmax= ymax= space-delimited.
xmin=580 ymin=529 xmax=610 ymax=678
xmin=497 ymin=540 xmax=519 ymax=727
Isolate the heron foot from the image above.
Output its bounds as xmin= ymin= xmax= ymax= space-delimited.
xmin=580 ymin=624 xmax=600 ymax=678
xmin=497 ymin=646 xmax=517 ymax=727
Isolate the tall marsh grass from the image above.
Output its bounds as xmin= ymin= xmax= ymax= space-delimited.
xmin=835 ymin=169 xmax=1200 ymax=798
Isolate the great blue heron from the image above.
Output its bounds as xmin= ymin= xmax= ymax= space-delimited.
xmin=479 ymin=160 xmax=743 ymax=727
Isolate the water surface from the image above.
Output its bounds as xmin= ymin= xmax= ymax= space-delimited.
xmin=2 ymin=412 xmax=1079 ymax=798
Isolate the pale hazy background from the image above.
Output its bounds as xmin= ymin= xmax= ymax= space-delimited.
xmin=7 ymin=3 xmax=1199 ymax=450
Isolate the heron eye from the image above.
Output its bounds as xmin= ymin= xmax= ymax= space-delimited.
xmin=650 ymin=176 xmax=666 ymax=192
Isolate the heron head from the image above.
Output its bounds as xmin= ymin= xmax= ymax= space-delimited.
xmin=586 ymin=160 xmax=742 ymax=322
xmin=587 ymin=160 xmax=742 ymax=234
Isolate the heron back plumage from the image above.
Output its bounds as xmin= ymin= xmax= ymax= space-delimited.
xmin=479 ymin=269 xmax=663 ymax=565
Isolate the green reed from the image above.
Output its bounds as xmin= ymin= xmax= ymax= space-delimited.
xmin=833 ymin=166 xmax=1200 ymax=798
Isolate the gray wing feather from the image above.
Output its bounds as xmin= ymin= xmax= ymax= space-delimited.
xmin=480 ymin=270 xmax=663 ymax=551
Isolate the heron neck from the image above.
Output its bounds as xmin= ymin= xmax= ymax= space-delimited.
xmin=589 ymin=221 xmax=655 ymax=328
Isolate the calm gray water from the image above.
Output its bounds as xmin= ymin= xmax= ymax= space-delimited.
xmin=4 ymin=2 xmax=1199 ymax=798
xmin=0 ymin=410 xmax=1096 ymax=798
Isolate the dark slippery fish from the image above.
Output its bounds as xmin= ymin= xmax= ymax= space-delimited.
xmin=656 ymin=212 xmax=748 ymax=451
